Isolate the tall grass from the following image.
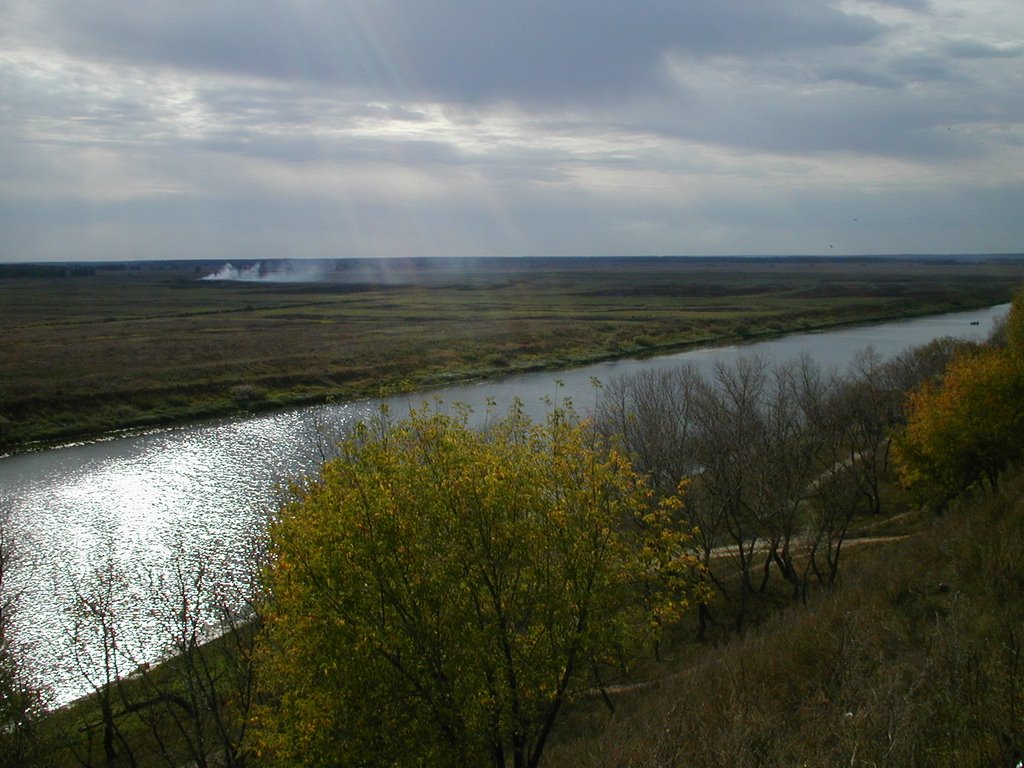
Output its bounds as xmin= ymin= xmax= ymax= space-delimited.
xmin=3 ymin=258 xmax=1020 ymax=449
xmin=544 ymin=468 xmax=1024 ymax=767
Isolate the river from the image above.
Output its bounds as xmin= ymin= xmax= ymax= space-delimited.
xmin=0 ymin=303 xmax=1009 ymax=703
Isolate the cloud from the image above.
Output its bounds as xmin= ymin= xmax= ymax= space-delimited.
xmin=25 ymin=0 xmax=885 ymax=104
xmin=1 ymin=0 xmax=1023 ymax=261
xmin=941 ymin=36 xmax=1024 ymax=59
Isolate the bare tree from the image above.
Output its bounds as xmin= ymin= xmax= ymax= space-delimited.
xmin=687 ymin=356 xmax=772 ymax=632
xmin=884 ymin=337 xmax=975 ymax=415
xmin=791 ymin=362 xmax=878 ymax=589
xmin=753 ymin=357 xmax=833 ymax=601
xmin=60 ymin=531 xmax=262 ymax=768
xmin=595 ymin=367 xmax=701 ymax=498
xmin=63 ymin=555 xmax=138 ymax=767
xmin=592 ymin=340 xmax=972 ymax=629
xmin=304 ymin=398 xmax=348 ymax=464
xmin=0 ymin=508 xmax=47 ymax=768
xmin=125 ymin=539 xmax=259 ymax=768
xmin=596 ymin=366 xmax=710 ymax=636
xmin=601 ymin=356 xmax=798 ymax=631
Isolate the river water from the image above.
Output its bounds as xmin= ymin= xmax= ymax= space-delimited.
xmin=0 ymin=304 xmax=1009 ymax=703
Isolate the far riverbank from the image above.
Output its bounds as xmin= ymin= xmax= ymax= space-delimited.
xmin=3 ymin=256 xmax=1022 ymax=451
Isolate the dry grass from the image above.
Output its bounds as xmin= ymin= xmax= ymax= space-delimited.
xmin=543 ymin=469 xmax=1024 ymax=768
xmin=2 ymin=256 xmax=1021 ymax=447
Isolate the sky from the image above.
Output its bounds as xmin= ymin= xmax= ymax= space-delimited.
xmin=2 ymin=0 xmax=1023 ymax=263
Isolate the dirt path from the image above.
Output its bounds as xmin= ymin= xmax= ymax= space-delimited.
xmin=704 ymin=533 xmax=909 ymax=561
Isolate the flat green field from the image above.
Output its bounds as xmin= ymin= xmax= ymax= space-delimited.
xmin=2 ymin=256 xmax=1022 ymax=449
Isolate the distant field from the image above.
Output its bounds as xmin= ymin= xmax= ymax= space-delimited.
xmin=2 ymin=256 xmax=1022 ymax=449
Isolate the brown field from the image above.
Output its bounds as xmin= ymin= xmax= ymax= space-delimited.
xmin=2 ymin=255 xmax=1022 ymax=449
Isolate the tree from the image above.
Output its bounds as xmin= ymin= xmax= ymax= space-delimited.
xmin=754 ymin=356 xmax=831 ymax=601
xmin=594 ymin=367 xmax=714 ymax=636
xmin=54 ymin=532 xmax=260 ymax=768
xmin=252 ymin=404 xmax=699 ymax=768
xmin=687 ymin=355 xmax=771 ymax=632
xmin=594 ymin=367 xmax=701 ymax=498
xmin=0 ymin=511 xmax=47 ymax=768
xmin=64 ymin=556 xmax=138 ymax=768
xmin=884 ymin=336 xmax=975 ymax=403
xmin=804 ymin=366 xmax=877 ymax=588
xmin=841 ymin=348 xmax=900 ymax=512
xmin=1006 ymin=285 xmax=1024 ymax=363
xmin=126 ymin=539 xmax=259 ymax=768
xmin=895 ymin=346 xmax=1024 ymax=503
xmin=892 ymin=291 xmax=1024 ymax=506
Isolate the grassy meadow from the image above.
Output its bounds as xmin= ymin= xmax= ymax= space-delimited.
xmin=2 ymin=256 xmax=1022 ymax=449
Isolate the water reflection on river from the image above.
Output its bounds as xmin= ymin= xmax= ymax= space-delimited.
xmin=0 ymin=304 xmax=1009 ymax=703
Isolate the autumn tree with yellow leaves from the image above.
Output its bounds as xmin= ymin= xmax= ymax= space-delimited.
xmin=252 ymin=404 xmax=700 ymax=768
xmin=896 ymin=288 xmax=1024 ymax=504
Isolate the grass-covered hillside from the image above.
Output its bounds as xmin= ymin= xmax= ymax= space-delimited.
xmin=544 ymin=469 xmax=1024 ymax=767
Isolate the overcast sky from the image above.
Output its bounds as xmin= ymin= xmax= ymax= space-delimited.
xmin=2 ymin=0 xmax=1022 ymax=262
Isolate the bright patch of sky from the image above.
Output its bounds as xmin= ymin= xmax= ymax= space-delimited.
xmin=1 ymin=0 xmax=1022 ymax=261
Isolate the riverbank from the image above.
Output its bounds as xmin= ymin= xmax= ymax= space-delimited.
xmin=0 ymin=300 xmax=1003 ymax=456
xmin=3 ymin=255 xmax=1021 ymax=451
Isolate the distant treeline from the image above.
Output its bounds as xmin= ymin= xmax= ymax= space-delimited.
xmin=0 ymin=264 xmax=96 ymax=279
xmin=3 ymin=253 xmax=1024 ymax=280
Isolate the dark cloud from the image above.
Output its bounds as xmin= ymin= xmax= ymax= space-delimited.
xmin=41 ymin=1 xmax=885 ymax=103
xmin=889 ymin=53 xmax=959 ymax=83
xmin=645 ymin=95 xmax=966 ymax=159
xmin=815 ymin=65 xmax=903 ymax=89
xmin=632 ymin=46 xmax=1022 ymax=161
xmin=941 ymin=37 xmax=1024 ymax=59
xmin=873 ymin=0 xmax=931 ymax=9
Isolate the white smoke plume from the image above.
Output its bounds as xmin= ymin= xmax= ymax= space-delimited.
xmin=202 ymin=261 xmax=330 ymax=282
